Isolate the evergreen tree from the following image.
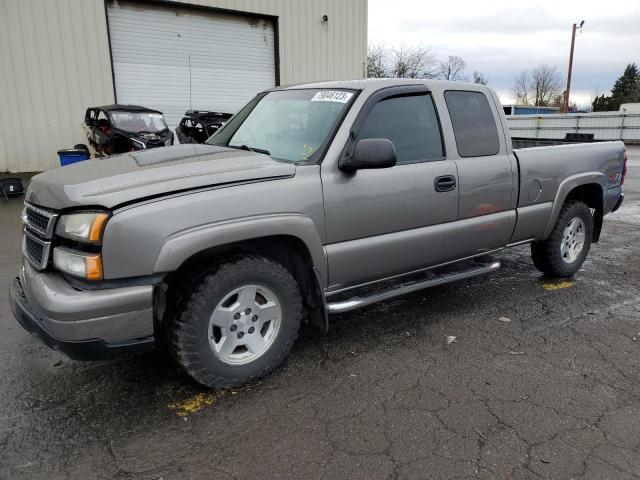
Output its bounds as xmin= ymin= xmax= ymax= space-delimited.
xmin=611 ymin=63 xmax=640 ymax=104
xmin=592 ymin=63 xmax=640 ymax=112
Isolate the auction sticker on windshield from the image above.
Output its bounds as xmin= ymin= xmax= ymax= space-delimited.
xmin=311 ymin=91 xmax=354 ymax=103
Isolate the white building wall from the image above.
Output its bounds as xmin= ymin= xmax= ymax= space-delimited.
xmin=0 ymin=0 xmax=115 ymax=173
xmin=0 ymin=0 xmax=368 ymax=172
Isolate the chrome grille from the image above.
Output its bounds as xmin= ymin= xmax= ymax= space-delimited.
xmin=22 ymin=202 xmax=58 ymax=270
xmin=23 ymin=229 xmax=51 ymax=270
xmin=24 ymin=203 xmax=58 ymax=238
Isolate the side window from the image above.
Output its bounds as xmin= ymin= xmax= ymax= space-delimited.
xmin=358 ymin=94 xmax=444 ymax=164
xmin=444 ymin=91 xmax=500 ymax=157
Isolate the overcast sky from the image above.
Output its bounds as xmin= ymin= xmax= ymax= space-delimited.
xmin=368 ymin=0 xmax=639 ymax=106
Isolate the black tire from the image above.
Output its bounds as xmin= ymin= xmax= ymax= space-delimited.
xmin=170 ymin=255 xmax=303 ymax=388
xmin=74 ymin=143 xmax=89 ymax=152
xmin=531 ymin=200 xmax=593 ymax=278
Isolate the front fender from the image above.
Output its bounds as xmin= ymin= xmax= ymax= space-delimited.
xmin=153 ymin=214 xmax=327 ymax=285
xmin=542 ymin=172 xmax=606 ymax=239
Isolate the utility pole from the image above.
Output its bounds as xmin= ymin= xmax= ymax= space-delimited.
xmin=563 ymin=20 xmax=584 ymax=113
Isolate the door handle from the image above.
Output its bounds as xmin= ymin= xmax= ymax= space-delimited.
xmin=434 ymin=175 xmax=456 ymax=192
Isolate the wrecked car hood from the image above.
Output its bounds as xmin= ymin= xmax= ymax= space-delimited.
xmin=26 ymin=145 xmax=296 ymax=210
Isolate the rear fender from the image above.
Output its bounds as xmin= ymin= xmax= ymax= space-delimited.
xmin=542 ymin=173 xmax=606 ymax=239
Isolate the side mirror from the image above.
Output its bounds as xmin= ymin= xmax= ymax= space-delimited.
xmin=339 ymin=138 xmax=397 ymax=172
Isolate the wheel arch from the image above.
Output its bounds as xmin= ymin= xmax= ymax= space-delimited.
xmin=155 ymin=216 xmax=328 ymax=333
xmin=543 ymin=174 xmax=606 ymax=242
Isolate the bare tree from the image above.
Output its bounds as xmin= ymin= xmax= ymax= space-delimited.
xmin=438 ymin=56 xmax=467 ymax=81
xmin=553 ymin=92 xmax=580 ymax=111
xmin=529 ymin=64 xmax=563 ymax=106
xmin=512 ymin=70 xmax=530 ymax=105
xmin=367 ymin=43 xmax=389 ymax=78
xmin=552 ymin=92 xmax=565 ymax=109
xmin=390 ymin=42 xmax=438 ymax=79
xmin=472 ymin=70 xmax=488 ymax=85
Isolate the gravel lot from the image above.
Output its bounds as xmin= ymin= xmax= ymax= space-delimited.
xmin=1 ymin=147 xmax=639 ymax=480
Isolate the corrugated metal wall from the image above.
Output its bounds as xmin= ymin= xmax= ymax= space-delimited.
xmin=195 ymin=0 xmax=369 ymax=84
xmin=507 ymin=112 xmax=640 ymax=143
xmin=0 ymin=0 xmax=368 ymax=172
xmin=107 ymin=2 xmax=277 ymax=127
xmin=0 ymin=0 xmax=115 ymax=173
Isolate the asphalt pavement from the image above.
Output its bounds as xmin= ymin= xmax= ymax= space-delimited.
xmin=1 ymin=148 xmax=639 ymax=480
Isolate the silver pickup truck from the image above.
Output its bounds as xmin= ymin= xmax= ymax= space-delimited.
xmin=10 ymin=79 xmax=627 ymax=388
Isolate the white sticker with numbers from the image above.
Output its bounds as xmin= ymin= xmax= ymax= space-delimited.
xmin=311 ymin=90 xmax=354 ymax=103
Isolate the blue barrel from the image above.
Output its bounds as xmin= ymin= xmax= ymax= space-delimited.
xmin=57 ymin=149 xmax=89 ymax=166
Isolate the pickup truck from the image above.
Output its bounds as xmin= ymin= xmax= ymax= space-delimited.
xmin=10 ymin=79 xmax=627 ymax=388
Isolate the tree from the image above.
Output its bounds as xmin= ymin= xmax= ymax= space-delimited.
xmin=592 ymin=94 xmax=616 ymax=112
xmin=367 ymin=43 xmax=389 ymax=78
xmin=611 ymin=63 xmax=640 ymax=103
xmin=390 ymin=42 xmax=438 ymax=79
xmin=512 ymin=70 xmax=530 ymax=105
xmin=438 ymin=56 xmax=467 ymax=81
xmin=529 ymin=64 xmax=562 ymax=106
xmin=552 ymin=91 xmax=579 ymax=111
xmin=593 ymin=63 xmax=640 ymax=111
xmin=472 ymin=70 xmax=488 ymax=85
xmin=511 ymin=65 xmax=562 ymax=106
xmin=587 ymin=89 xmax=603 ymax=112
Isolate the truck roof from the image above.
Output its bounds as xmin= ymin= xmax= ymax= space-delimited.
xmin=276 ymin=78 xmax=491 ymax=93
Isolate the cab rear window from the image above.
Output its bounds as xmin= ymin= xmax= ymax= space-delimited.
xmin=445 ymin=91 xmax=500 ymax=157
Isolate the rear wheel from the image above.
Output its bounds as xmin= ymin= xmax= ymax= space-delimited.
xmin=531 ymin=200 xmax=593 ymax=278
xmin=171 ymin=255 xmax=303 ymax=388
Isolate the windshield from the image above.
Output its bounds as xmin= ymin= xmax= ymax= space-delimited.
xmin=109 ymin=111 xmax=168 ymax=133
xmin=207 ymin=89 xmax=356 ymax=162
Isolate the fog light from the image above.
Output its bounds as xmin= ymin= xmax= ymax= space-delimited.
xmin=53 ymin=247 xmax=103 ymax=280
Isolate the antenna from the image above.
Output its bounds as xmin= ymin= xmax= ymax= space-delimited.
xmin=188 ymin=53 xmax=192 ymax=110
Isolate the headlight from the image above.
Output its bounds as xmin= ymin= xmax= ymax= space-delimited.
xmin=53 ymin=247 xmax=103 ymax=280
xmin=55 ymin=212 xmax=109 ymax=243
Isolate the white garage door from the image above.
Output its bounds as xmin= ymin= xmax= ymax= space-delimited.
xmin=106 ymin=0 xmax=276 ymax=129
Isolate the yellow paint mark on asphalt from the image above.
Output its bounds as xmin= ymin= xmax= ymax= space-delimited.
xmin=542 ymin=280 xmax=574 ymax=291
xmin=168 ymin=391 xmax=225 ymax=417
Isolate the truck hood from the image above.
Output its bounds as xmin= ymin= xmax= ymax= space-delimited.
xmin=26 ymin=145 xmax=296 ymax=210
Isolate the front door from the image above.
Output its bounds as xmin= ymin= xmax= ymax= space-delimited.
xmin=321 ymin=87 xmax=459 ymax=292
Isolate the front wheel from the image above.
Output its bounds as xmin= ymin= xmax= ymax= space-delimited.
xmin=171 ymin=255 xmax=303 ymax=388
xmin=531 ymin=200 xmax=593 ymax=278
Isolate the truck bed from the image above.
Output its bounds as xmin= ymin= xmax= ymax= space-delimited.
xmin=508 ymin=139 xmax=626 ymax=244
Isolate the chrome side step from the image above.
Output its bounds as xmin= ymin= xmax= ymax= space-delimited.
xmin=326 ymin=261 xmax=501 ymax=314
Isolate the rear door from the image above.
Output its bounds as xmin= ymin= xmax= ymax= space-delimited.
xmin=443 ymin=89 xmax=517 ymax=253
xmin=321 ymin=86 xmax=459 ymax=292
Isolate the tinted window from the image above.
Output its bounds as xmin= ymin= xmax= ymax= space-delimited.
xmin=358 ymin=94 xmax=443 ymax=164
xmin=445 ymin=91 xmax=500 ymax=157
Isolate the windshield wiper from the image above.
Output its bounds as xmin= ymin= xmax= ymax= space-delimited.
xmin=228 ymin=144 xmax=271 ymax=155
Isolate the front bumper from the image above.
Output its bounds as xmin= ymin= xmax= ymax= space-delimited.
xmin=10 ymin=262 xmax=155 ymax=360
